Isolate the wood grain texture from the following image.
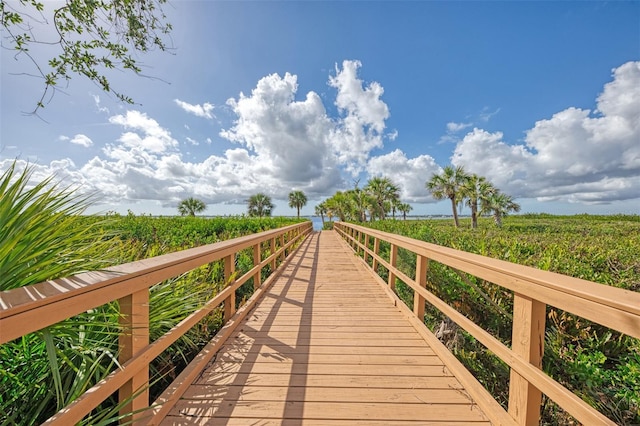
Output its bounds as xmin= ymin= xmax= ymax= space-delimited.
xmin=163 ymin=231 xmax=489 ymax=425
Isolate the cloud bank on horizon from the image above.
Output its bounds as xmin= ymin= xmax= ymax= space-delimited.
xmin=2 ymin=60 xmax=639 ymax=213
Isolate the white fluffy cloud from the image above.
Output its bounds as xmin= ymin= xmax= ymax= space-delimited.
xmin=70 ymin=61 xmax=392 ymax=207
xmin=220 ymin=71 xmax=337 ymax=189
xmin=70 ymin=134 xmax=93 ymax=147
xmin=452 ymin=61 xmax=640 ymax=204
xmin=58 ymin=134 xmax=93 ymax=147
xmin=108 ymin=111 xmax=178 ymax=153
xmin=367 ymin=149 xmax=441 ymax=202
xmin=174 ymin=99 xmax=215 ymax=119
xmin=328 ymin=60 xmax=391 ymax=175
xmin=7 ymin=60 xmax=636 ymax=213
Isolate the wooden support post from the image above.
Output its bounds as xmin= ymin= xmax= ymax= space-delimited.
xmin=279 ymin=234 xmax=285 ymax=262
xmin=508 ymin=293 xmax=546 ymax=425
xmin=271 ymin=237 xmax=276 ymax=271
xmin=363 ymin=234 xmax=370 ymax=263
xmin=372 ymin=237 xmax=380 ymax=272
xmin=253 ymin=243 xmax=261 ymax=290
xmin=223 ymin=254 xmax=236 ymax=322
xmin=388 ymin=244 xmax=398 ymax=291
xmin=413 ymin=255 xmax=428 ymax=320
xmin=118 ymin=290 xmax=149 ymax=424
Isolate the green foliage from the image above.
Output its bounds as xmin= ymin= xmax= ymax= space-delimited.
xmin=363 ymin=215 xmax=640 ymax=424
xmin=247 ymin=193 xmax=274 ymax=217
xmin=177 ymin=197 xmax=206 ymax=216
xmin=288 ymin=190 xmax=308 ymax=218
xmin=426 ymin=165 xmax=469 ymax=227
xmin=1 ymin=172 xmax=303 ymax=425
xmin=0 ymin=162 xmax=115 ymax=289
xmin=1 ymin=0 xmax=172 ymax=112
xmin=318 ymin=175 xmax=404 ymax=223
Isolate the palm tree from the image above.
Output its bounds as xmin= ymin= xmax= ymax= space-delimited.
xmin=324 ymin=191 xmax=351 ymax=222
xmin=426 ymin=165 xmax=469 ymax=228
xmin=460 ymin=174 xmax=496 ymax=229
xmin=397 ymin=202 xmax=413 ymax=220
xmin=315 ymin=202 xmax=327 ymax=225
xmin=365 ymin=176 xmax=400 ymax=221
xmin=177 ymin=197 xmax=206 ymax=217
xmin=481 ymin=191 xmax=521 ymax=227
xmin=345 ymin=188 xmax=370 ymax=222
xmin=288 ymin=190 xmax=308 ymax=218
xmin=247 ymin=193 xmax=274 ymax=217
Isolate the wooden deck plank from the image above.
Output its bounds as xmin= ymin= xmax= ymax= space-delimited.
xmin=162 ymin=231 xmax=490 ymax=424
xmin=170 ymin=401 xmax=488 ymax=421
xmin=162 ymin=418 xmax=490 ymax=426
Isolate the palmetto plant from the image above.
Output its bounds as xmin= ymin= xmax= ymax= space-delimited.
xmin=397 ymin=202 xmax=413 ymax=220
xmin=247 ymin=193 xmax=274 ymax=217
xmin=0 ymin=162 xmax=119 ymax=424
xmin=426 ymin=165 xmax=469 ymax=228
xmin=365 ymin=176 xmax=400 ymax=221
xmin=460 ymin=174 xmax=496 ymax=229
xmin=288 ymin=190 xmax=307 ymax=218
xmin=481 ymin=190 xmax=521 ymax=227
xmin=0 ymin=163 xmax=219 ymax=424
xmin=0 ymin=162 xmax=116 ymax=290
xmin=177 ymin=197 xmax=206 ymax=216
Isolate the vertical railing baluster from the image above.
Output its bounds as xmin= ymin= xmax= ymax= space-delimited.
xmin=363 ymin=234 xmax=370 ymax=264
xmin=280 ymin=234 xmax=285 ymax=263
xmin=223 ymin=254 xmax=236 ymax=322
xmin=372 ymin=237 xmax=380 ymax=273
xmin=253 ymin=243 xmax=261 ymax=290
xmin=508 ymin=294 xmax=546 ymax=425
xmin=414 ymin=255 xmax=428 ymax=320
xmin=388 ymin=244 xmax=398 ymax=291
xmin=118 ymin=290 xmax=149 ymax=424
xmin=271 ymin=237 xmax=276 ymax=271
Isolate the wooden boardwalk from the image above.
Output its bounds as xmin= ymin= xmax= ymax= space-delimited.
xmin=162 ymin=231 xmax=490 ymax=425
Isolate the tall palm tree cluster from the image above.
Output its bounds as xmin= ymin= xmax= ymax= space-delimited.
xmin=426 ymin=165 xmax=520 ymax=228
xmin=315 ymin=177 xmax=412 ymax=223
xmin=315 ymin=167 xmax=519 ymax=228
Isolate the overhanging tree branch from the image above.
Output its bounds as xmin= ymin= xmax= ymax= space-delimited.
xmin=1 ymin=0 xmax=174 ymax=114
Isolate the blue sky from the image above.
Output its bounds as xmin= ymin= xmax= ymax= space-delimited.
xmin=1 ymin=1 xmax=639 ymax=216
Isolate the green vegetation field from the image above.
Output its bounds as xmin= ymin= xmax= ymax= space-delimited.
xmin=1 ymin=213 xmax=305 ymax=425
xmin=2 ymin=209 xmax=638 ymax=425
xmin=363 ymin=214 xmax=640 ymax=425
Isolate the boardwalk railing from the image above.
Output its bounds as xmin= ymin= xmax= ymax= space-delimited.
xmin=0 ymin=221 xmax=312 ymax=425
xmin=335 ymin=221 xmax=640 ymax=426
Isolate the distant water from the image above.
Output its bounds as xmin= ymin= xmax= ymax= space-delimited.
xmin=307 ymin=216 xmax=324 ymax=231
xmin=303 ymin=215 xmax=456 ymax=231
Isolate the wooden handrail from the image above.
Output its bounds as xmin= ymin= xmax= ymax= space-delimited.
xmin=335 ymin=222 xmax=639 ymax=426
xmin=0 ymin=221 xmax=312 ymax=425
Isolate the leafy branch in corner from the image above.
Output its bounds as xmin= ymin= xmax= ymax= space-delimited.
xmin=1 ymin=0 xmax=173 ymax=114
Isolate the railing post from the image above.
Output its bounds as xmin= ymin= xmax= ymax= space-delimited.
xmin=118 ymin=290 xmax=149 ymax=424
xmin=388 ymin=244 xmax=398 ymax=291
xmin=271 ymin=237 xmax=276 ymax=271
xmin=363 ymin=234 xmax=370 ymax=263
xmin=253 ymin=243 xmax=261 ymax=290
xmin=280 ymin=234 xmax=287 ymax=262
xmin=223 ymin=254 xmax=236 ymax=322
xmin=372 ymin=237 xmax=380 ymax=272
xmin=414 ymin=255 xmax=428 ymax=320
xmin=508 ymin=293 xmax=546 ymax=425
